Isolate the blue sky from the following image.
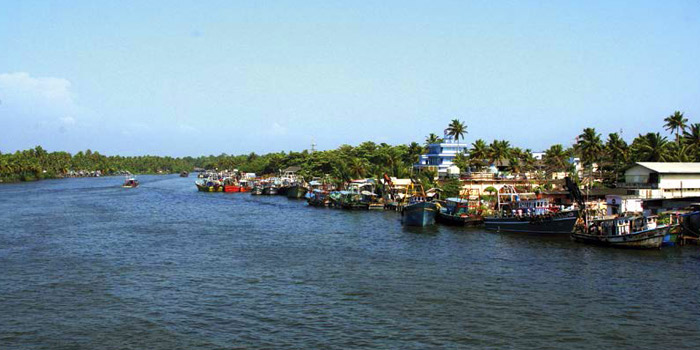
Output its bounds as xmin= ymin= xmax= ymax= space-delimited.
xmin=1 ymin=1 xmax=699 ymax=156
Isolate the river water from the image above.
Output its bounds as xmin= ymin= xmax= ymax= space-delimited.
xmin=1 ymin=175 xmax=699 ymax=349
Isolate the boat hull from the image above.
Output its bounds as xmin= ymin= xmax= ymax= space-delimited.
xmin=287 ymin=185 xmax=307 ymax=199
xmin=484 ymin=211 xmax=578 ymax=234
xmin=401 ymin=202 xmax=437 ymax=226
xmin=224 ymin=185 xmax=242 ymax=193
xmin=436 ymin=211 xmax=483 ymax=226
xmin=276 ymin=186 xmax=289 ymax=196
xmin=262 ymin=187 xmax=277 ymax=195
xmin=251 ymin=187 xmax=263 ymax=195
xmin=197 ymin=183 xmax=223 ymax=192
xmin=571 ymin=226 xmax=669 ymax=249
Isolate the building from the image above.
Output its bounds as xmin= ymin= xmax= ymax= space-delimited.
xmin=622 ymin=162 xmax=700 ymax=199
xmin=414 ymin=134 xmax=468 ymax=178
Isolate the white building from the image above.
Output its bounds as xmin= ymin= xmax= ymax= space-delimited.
xmin=622 ymin=162 xmax=700 ymax=199
xmin=414 ymin=134 xmax=468 ymax=177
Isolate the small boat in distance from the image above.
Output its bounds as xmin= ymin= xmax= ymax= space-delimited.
xmin=122 ymin=176 xmax=139 ymax=188
xmin=180 ymin=171 xmax=189 ymax=177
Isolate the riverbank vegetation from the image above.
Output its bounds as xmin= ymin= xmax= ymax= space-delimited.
xmin=1 ymin=111 xmax=697 ymax=186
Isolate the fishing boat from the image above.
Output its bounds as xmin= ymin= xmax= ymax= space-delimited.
xmin=195 ymin=178 xmax=224 ymax=192
xmin=401 ymin=182 xmax=437 ymax=226
xmin=402 ymin=197 xmax=437 ymax=226
xmin=306 ymin=189 xmax=331 ymax=207
xmin=287 ymin=182 xmax=308 ymax=199
xmin=262 ymin=183 xmax=278 ymax=195
xmin=484 ymin=184 xmax=578 ymax=234
xmin=122 ymin=176 xmax=139 ymax=188
xmin=251 ymin=184 xmax=264 ymax=195
xmin=338 ymin=180 xmax=379 ymax=210
xmin=571 ymin=216 xmax=670 ymax=249
xmin=436 ymin=196 xmax=483 ymax=226
xmin=223 ymin=177 xmax=246 ymax=192
xmin=238 ymin=179 xmax=251 ymax=192
xmin=180 ymin=171 xmax=189 ymax=177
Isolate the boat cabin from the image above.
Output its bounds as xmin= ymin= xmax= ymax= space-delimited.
xmin=589 ymin=216 xmax=660 ymax=236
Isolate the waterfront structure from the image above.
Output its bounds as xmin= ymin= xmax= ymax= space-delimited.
xmin=621 ymin=162 xmax=700 ymax=199
xmin=414 ymin=134 xmax=468 ymax=177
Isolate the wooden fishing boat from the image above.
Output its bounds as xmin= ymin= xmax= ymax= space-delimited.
xmin=306 ymin=189 xmax=330 ymax=207
xmin=287 ymin=184 xmax=308 ymax=199
xmin=251 ymin=185 xmax=264 ymax=195
xmin=122 ymin=176 xmax=139 ymax=188
xmin=401 ymin=182 xmax=437 ymax=226
xmin=195 ymin=179 xmax=224 ymax=192
xmin=571 ymin=216 xmax=670 ymax=249
xmin=484 ymin=185 xmax=577 ymax=234
xmin=402 ymin=199 xmax=437 ymax=226
xmin=436 ymin=197 xmax=483 ymax=226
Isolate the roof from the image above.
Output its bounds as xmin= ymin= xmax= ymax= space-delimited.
xmin=634 ymin=162 xmax=700 ymax=174
xmin=282 ymin=166 xmax=301 ymax=173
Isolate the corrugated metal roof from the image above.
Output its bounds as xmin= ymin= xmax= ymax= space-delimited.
xmin=635 ymin=162 xmax=700 ymax=174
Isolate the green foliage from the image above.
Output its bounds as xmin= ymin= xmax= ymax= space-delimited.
xmin=440 ymin=178 xmax=462 ymax=198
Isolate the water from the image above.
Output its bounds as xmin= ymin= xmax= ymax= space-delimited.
xmin=1 ymin=175 xmax=699 ymax=349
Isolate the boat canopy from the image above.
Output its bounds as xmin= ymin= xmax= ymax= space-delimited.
xmin=446 ymin=197 xmax=470 ymax=204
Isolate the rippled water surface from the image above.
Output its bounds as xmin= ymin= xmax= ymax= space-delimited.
xmin=1 ymin=175 xmax=699 ymax=349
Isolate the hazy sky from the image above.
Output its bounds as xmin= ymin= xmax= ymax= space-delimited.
xmin=1 ymin=1 xmax=699 ymax=156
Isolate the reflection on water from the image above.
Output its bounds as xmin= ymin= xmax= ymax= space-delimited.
xmin=1 ymin=175 xmax=699 ymax=349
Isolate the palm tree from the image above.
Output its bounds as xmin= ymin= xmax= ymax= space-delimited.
xmin=425 ymin=133 xmax=443 ymax=146
xmin=669 ymin=143 xmax=694 ymax=162
xmin=631 ymin=132 xmax=671 ymax=162
xmin=488 ymin=140 xmax=512 ymax=166
xmin=349 ymin=158 xmax=370 ymax=179
xmin=575 ymin=128 xmax=603 ymax=178
xmin=453 ymin=152 xmax=470 ymax=173
xmin=664 ymin=111 xmax=688 ymax=144
xmin=406 ymin=142 xmax=424 ymax=165
xmin=544 ymin=144 xmax=568 ymax=176
xmin=682 ymin=123 xmax=700 ymax=158
xmin=468 ymin=139 xmax=489 ymax=170
xmin=446 ymin=119 xmax=467 ymax=143
xmin=605 ymin=132 xmax=629 ymax=183
xmin=519 ymin=149 xmax=537 ymax=174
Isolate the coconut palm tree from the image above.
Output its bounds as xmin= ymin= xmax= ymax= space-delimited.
xmin=468 ymin=139 xmax=489 ymax=171
xmin=544 ymin=144 xmax=568 ymax=176
xmin=605 ymin=132 xmax=629 ymax=183
xmin=664 ymin=111 xmax=688 ymax=144
xmin=425 ymin=133 xmax=443 ymax=146
xmin=453 ymin=152 xmax=470 ymax=173
xmin=669 ymin=143 xmax=694 ymax=162
xmin=446 ymin=119 xmax=467 ymax=143
xmin=519 ymin=149 xmax=537 ymax=174
xmin=575 ymin=128 xmax=604 ymax=177
xmin=488 ymin=140 xmax=512 ymax=166
xmin=631 ymin=132 xmax=671 ymax=162
xmin=682 ymin=123 xmax=700 ymax=157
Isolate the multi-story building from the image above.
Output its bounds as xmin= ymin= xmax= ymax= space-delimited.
xmin=621 ymin=162 xmax=700 ymax=199
xmin=414 ymin=134 xmax=468 ymax=177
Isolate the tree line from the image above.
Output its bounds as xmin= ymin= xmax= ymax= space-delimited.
xmin=1 ymin=111 xmax=698 ymax=187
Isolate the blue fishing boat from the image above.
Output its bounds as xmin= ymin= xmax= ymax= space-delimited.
xmin=401 ymin=182 xmax=437 ymax=226
xmin=402 ymin=200 xmax=437 ymax=226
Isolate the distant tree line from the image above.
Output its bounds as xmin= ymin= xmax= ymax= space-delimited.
xmin=1 ymin=111 xmax=698 ymax=186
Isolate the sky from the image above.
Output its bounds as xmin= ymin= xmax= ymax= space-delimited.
xmin=1 ymin=0 xmax=699 ymax=157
